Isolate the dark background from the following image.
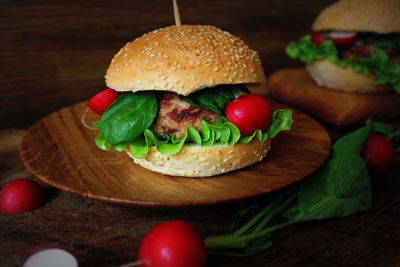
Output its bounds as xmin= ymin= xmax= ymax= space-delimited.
xmin=1 ymin=0 xmax=333 ymax=129
xmin=2 ymin=1 xmax=400 ymax=267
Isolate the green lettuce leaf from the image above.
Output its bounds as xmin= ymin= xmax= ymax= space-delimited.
xmin=94 ymin=109 xmax=293 ymax=158
xmin=286 ymin=34 xmax=400 ymax=93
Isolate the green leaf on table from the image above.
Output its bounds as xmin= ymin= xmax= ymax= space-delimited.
xmin=331 ymin=125 xmax=371 ymax=157
xmin=284 ymin=126 xmax=372 ymax=221
xmin=205 ymin=123 xmax=374 ymax=256
xmin=293 ymin=154 xmax=371 ymax=221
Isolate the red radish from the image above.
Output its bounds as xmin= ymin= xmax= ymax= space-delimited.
xmin=138 ymin=220 xmax=206 ymax=267
xmin=311 ymin=32 xmax=326 ymax=45
xmin=328 ymin=31 xmax=357 ymax=46
xmin=361 ymin=134 xmax=396 ymax=176
xmin=88 ymin=88 xmax=119 ymax=115
xmin=225 ymin=94 xmax=272 ymax=136
xmin=0 ymin=179 xmax=44 ymax=214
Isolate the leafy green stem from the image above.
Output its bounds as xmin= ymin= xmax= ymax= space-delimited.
xmin=232 ymin=199 xmax=279 ymax=236
xmin=205 ymin=193 xmax=297 ymax=251
xmin=204 ymin=219 xmax=300 ymax=250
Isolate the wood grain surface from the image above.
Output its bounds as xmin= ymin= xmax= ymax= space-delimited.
xmin=20 ymin=101 xmax=331 ymax=207
xmin=2 ymin=1 xmax=400 ymax=266
xmin=268 ymin=68 xmax=400 ymax=128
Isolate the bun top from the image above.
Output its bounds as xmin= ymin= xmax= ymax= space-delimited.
xmin=106 ymin=25 xmax=266 ymax=95
xmin=312 ymin=0 xmax=400 ymax=33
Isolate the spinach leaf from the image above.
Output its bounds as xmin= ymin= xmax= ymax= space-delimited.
xmin=184 ymin=84 xmax=248 ymax=115
xmin=331 ymin=125 xmax=371 ymax=157
xmin=293 ymin=154 xmax=371 ymax=221
xmin=285 ymin=126 xmax=371 ymax=220
xmin=99 ymin=91 xmax=158 ymax=145
xmin=205 ymin=124 xmax=374 ymax=257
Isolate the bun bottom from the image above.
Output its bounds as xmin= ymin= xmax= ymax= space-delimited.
xmin=306 ymin=60 xmax=390 ymax=94
xmin=126 ymin=139 xmax=272 ymax=177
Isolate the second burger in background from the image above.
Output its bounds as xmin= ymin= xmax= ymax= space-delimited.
xmin=286 ymin=0 xmax=400 ymax=94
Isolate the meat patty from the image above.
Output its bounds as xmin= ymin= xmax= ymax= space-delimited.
xmin=340 ymin=41 xmax=400 ymax=63
xmin=341 ymin=42 xmax=372 ymax=59
xmin=151 ymin=92 xmax=218 ymax=139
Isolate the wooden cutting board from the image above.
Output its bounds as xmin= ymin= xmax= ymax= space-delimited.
xmin=20 ymin=101 xmax=331 ymax=207
xmin=268 ymin=68 xmax=400 ymax=128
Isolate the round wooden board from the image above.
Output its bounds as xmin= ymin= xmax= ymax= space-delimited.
xmin=20 ymin=101 xmax=331 ymax=207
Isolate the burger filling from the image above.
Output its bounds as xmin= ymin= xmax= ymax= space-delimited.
xmin=93 ymin=85 xmax=292 ymax=158
xmin=286 ymin=32 xmax=400 ymax=92
xmin=151 ymin=92 xmax=219 ymax=139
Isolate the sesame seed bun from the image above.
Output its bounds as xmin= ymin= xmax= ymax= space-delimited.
xmin=105 ymin=25 xmax=266 ymax=96
xmin=127 ymin=139 xmax=271 ymax=177
xmin=312 ymin=0 xmax=400 ymax=33
xmin=306 ymin=60 xmax=390 ymax=94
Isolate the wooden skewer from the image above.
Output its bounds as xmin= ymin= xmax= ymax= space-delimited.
xmin=173 ymin=0 xmax=182 ymax=26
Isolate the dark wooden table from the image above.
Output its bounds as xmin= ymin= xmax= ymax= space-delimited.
xmin=1 ymin=1 xmax=399 ymax=266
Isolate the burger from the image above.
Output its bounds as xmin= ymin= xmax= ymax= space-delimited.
xmin=286 ymin=0 xmax=400 ymax=94
xmin=87 ymin=25 xmax=292 ymax=177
